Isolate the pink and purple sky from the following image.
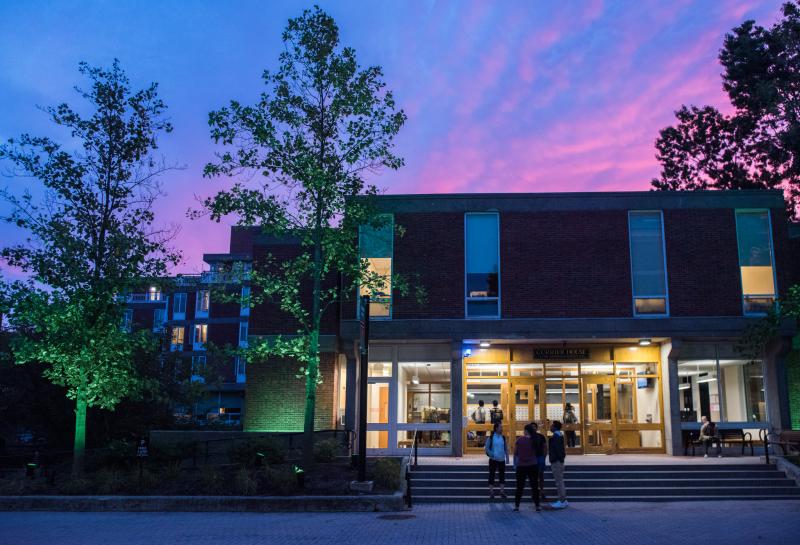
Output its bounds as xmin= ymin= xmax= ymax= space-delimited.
xmin=0 ymin=0 xmax=785 ymax=274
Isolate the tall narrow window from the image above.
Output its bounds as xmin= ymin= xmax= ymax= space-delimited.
xmin=235 ymin=355 xmax=246 ymax=383
xmin=359 ymin=215 xmax=393 ymax=318
xmin=196 ymin=290 xmax=210 ymax=316
xmin=240 ymin=286 xmax=251 ymax=317
xmin=628 ymin=211 xmax=668 ymax=316
xmin=239 ymin=322 xmax=249 ymax=347
xmin=171 ymin=326 xmax=185 ymax=351
xmin=153 ymin=308 xmax=166 ymax=331
xmin=122 ymin=309 xmax=133 ymax=332
xmin=193 ymin=323 xmax=207 ymax=350
xmin=735 ymin=210 xmax=776 ymax=314
xmin=465 ymin=213 xmax=500 ymax=317
xmin=173 ymin=293 xmax=187 ymax=317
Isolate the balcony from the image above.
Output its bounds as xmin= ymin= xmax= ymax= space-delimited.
xmin=201 ymin=270 xmax=251 ymax=284
xmin=174 ymin=274 xmax=201 ymax=287
xmin=126 ymin=293 xmax=166 ymax=303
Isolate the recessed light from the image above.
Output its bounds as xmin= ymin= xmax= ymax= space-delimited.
xmin=638 ymin=338 xmax=652 ymax=346
xmin=479 ymin=341 xmax=491 ymax=348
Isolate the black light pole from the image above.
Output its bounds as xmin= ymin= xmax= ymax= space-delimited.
xmin=357 ymin=295 xmax=370 ymax=482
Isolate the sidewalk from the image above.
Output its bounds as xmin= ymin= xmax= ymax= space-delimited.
xmin=2 ymin=501 xmax=799 ymax=545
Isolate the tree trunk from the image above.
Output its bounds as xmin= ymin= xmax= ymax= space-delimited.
xmin=302 ymin=210 xmax=324 ymax=471
xmin=72 ymin=394 xmax=87 ymax=476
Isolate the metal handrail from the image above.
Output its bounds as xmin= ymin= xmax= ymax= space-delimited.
xmin=403 ymin=429 xmax=419 ymax=509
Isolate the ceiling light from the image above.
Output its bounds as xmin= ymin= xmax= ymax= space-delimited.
xmin=479 ymin=341 xmax=491 ymax=348
xmin=678 ymin=383 xmax=690 ymax=390
xmin=638 ymin=338 xmax=652 ymax=346
xmin=697 ymin=377 xmax=717 ymax=384
xmin=411 ymin=374 xmax=420 ymax=385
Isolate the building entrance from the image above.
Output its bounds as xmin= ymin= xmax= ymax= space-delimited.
xmin=464 ymin=343 xmax=665 ymax=454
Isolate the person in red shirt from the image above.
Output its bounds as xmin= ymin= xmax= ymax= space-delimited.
xmin=513 ymin=423 xmax=541 ymax=512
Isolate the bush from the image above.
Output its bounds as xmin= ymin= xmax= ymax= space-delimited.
xmin=262 ymin=466 xmax=296 ymax=495
xmin=372 ymin=458 xmax=401 ymax=490
xmin=313 ymin=438 xmax=339 ymax=463
xmin=57 ymin=477 xmax=93 ymax=495
xmin=234 ymin=467 xmax=258 ymax=496
xmin=228 ymin=437 xmax=285 ymax=467
xmin=102 ymin=439 xmax=135 ymax=469
xmin=94 ymin=468 xmax=126 ymax=494
xmin=198 ymin=467 xmax=226 ymax=495
xmin=150 ymin=441 xmax=193 ymax=467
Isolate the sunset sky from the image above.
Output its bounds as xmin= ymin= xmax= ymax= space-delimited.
xmin=0 ymin=0 xmax=785 ymax=274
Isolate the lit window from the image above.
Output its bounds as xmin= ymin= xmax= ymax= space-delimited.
xmin=465 ymin=213 xmax=500 ymax=317
xmin=359 ymin=215 xmax=393 ymax=318
xmin=735 ymin=210 xmax=776 ymax=314
xmin=628 ymin=211 xmax=668 ymax=316
xmin=147 ymin=286 xmax=161 ymax=301
xmin=196 ymin=290 xmax=210 ymax=314
xmin=173 ymin=293 xmax=187 ymax=316
xmin=193 ymin=323 xmax=207 ymax=349
xmin=171 ymin=326 xmax=185 ymax=351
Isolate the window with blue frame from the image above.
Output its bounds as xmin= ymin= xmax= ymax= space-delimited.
xmin=465 ymin=213 xmax=500 ymax=317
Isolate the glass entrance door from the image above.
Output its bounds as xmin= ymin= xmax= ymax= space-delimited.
xmin=509 ymin=379 xmax=545 ymax=451
xmin=583 ymin=376 xmax=615 ymax=453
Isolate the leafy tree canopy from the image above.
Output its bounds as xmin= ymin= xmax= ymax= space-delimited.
xmin=653 ymin=1 xmax=800 ymax=219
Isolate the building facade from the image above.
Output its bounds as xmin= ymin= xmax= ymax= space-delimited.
xmin=140 ymin=190 xmax=800 ymax=456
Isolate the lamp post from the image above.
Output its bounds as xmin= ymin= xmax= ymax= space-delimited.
xmin=357 ymin=295 xmax=370 ymax=482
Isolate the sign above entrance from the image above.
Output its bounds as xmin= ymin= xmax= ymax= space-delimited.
xmin=533 ymin=347 xmax=590 ymax=360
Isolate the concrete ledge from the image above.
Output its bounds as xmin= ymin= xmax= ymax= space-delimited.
xmin=775 ymin=457 xmax=800 ymax=487
xmin=0 ymin=492 xmax=405 ymax=513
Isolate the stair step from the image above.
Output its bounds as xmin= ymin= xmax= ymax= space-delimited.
xmin=411 ymin=479 xmax=793 ymax=487
xmin=414 ymin=495 xmax=800 ymax=503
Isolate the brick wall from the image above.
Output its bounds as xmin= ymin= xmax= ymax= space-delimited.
xmin=664 ymin=208 xmax=742 ymax=316
xmin=392 ymin=212 xmax=465 ymax=319
xmin=501 ymin=210 xmax=633 ymax=317
xmin=248 ymin=244 xmax=339 ymax=336
xmin=244 ymin=353 xmax=337 ymax=432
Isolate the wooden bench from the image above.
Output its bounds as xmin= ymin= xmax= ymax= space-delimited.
xmin=717 ymin=429 xmax=754 ymax=456
xmin=684 ymin=430 xmax=720 ymax=457
xmin=765 ymin=430 xmax=800 ymax=456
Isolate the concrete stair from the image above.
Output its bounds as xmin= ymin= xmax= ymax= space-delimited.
xmin=409 ymin=463 xmax=800 ymax=502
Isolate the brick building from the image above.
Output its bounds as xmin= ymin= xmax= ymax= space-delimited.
xmin=135 ymin=190 xmax=800 ymax=455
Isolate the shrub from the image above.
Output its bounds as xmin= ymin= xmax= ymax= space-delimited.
xmin=57 ymin=477 xmax=93 ymax=495
xmin=228 ymin=437 xmax=285 ymax=467
xmin=198 ymin=467 xmax=226 ymax=495
xmin=150 ymin=441 xmax=193 ymax=467
xmin=94 ymin=468 xmax=126 ymax=494
xmin=234 ymin=467 xmax=258 ymax=496
xmin=313 ymin=438 xmax=339 ymax=463
xmin=103 ymin=439 xmax=135 ymax=469
xmin=372 ymin=458 xmax=401 ymax=490
xmin=262 ymin=466 xmax=296 ymax=495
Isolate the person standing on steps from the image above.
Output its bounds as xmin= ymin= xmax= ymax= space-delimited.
xmin=563 ymin=403 xmax=578 ymax=448
xmin=490 ymin=399 xmax=504 ymax=425
xmin=485 ymin=421 xmax=509 ymax=500
xmin=472 ymin=399 xmax=487 ymax=446
xmin=513 ymin=423 xmax=541 ymax=512
xmin=530 ymin=422 xmax=548 ymax=500
xmin=549 ymin=420 xmax=568 ymax=509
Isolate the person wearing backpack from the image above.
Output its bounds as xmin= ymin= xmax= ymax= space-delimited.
xmin=485 ymin=421 xmax=508 ymax=499
xmin=549 ymin=420 xmax=568 ymax=509
xmin=530 ymin=422 xmax=548 ymax=500
xmin=513 ymin=423 xmax=541 ymax=512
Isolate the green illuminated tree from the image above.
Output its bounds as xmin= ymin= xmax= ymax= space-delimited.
xmin=0 ymin=60 xmax=179 ymax=474
xmin=199 ymin=6 xmax=406 ymax=468
xmin=652 ymin=1 xmax=800 ymax=219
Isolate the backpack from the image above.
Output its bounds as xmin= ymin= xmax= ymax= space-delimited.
xmin=485 ymin=433 xmax=503 ymax=457
xmin=490 ymin=407 xmax=504 ymax=424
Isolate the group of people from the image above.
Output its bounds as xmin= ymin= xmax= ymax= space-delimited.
xmin=484 ymin=419 xmax=568 ymax=512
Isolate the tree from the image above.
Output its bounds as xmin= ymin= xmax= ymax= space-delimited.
xmin=0 ymin=60 xmax=179 ymax=474
xmin=652 ymin=1 xmax=800 ymax=219
xmin=199 ymin=6 xmax=406 ymax=468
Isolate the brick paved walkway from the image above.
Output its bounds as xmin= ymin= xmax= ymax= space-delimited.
xmin=2 ymin=501 xmax=799 ymax=545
